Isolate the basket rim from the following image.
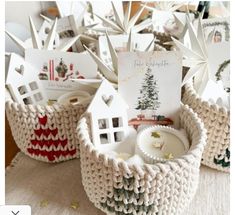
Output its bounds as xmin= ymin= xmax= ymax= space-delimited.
xmin=78 ymin=104 xmax=207 ymax=174
xmin=184 ymin=81 xmax=230 ymax=115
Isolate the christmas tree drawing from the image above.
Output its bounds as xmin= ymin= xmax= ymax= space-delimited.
xmin=136 ymin=67 xmax=161 ymax=112
xmin=27 ymin=115 xmax=77 ymax=162
xmin=128 ymin=67 xmax=173 ymax=129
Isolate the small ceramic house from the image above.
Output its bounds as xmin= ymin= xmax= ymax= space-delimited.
xmin=6 ymin=53 xmax=47 ymax=105
xmin=87 ymin=80 xmax=129 ymax=146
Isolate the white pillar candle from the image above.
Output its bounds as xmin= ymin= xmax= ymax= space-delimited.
xmin=136 ymin=126 xmax=189 ymax=164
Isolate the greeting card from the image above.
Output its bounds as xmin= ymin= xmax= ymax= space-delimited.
xmin=118 ymin=51 xmax=182 ymax=128
xmin=201 ymin=18 xmax=230 ymax=44
xmin=25 ymin=49 xmax=97 ymax=98
xmin=207 ymin=42 xmax=230 ymax=93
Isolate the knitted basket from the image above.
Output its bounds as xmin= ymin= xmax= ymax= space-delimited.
xmin=77 ymin=105 xmax=207 ymax=215
xmin=182 ymin=82 xmax=230 ymax=172
xmin=6 ymin=96 xmax=87 ymax=163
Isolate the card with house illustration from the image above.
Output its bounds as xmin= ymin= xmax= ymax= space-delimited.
xmin=25 ymin=49 xmax=97 ymax=98
xmin=201 ymin=17 xmax=230 ymax=44
xmin=98 ymin=33 xmax=154 ymax=68
xmin=118 ymin=51 xmax=182 ymax=128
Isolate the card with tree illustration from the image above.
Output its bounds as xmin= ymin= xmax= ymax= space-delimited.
xmin=118 ymin=51 xmax=182 ymax=128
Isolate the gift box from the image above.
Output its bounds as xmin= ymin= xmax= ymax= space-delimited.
xmin=77 ymin=105 xmax=206 ymax=215
xmin=183 ymin=82 xmax=230 ymax=172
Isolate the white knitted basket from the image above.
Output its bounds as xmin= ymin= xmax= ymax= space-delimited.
xmin=6 ymin=96 xmax=87 ymax=163
xmin=182 ymin=82 xmax=230 ymax=172
xmin=77 ymin=105 xmax=207 ymax=215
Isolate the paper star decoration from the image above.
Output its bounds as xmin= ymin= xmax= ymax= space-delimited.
xmin=151 ymin=131 xmax=161 ymax=138
xmin=40 ymin=200 xmax=49 ymax=208
xmin=172 ymin=14 xmax=210 ymax=94
xmin=143 ymin=3 xmax=190 ymax=40
xmin=87 ymin=2 xmax=152 ymax=34
xmin=70 ymin=201 xmax=80 ymax=210
xmin=151 ymin=1 xmax=186 ymax=12
xmin=152 ymin=141 xmax=164 ymax=150
xmin=5 ymin=16 xmax=80 ymax=52
xmin=84 ymin=31 xmax=155 ymax=84
xmin=164 ymin=153 xmax=174 ymax=159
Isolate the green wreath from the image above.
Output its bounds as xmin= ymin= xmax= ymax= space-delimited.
xmin=215 ymin=59 xmax=230 ymax=92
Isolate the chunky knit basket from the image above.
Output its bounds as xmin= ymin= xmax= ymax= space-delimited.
xmin=182 ymin=82 xmax=230 ymax=172
xmin=6 ymin=96 xmax=87 ymax=163
xmin=77 ymin=105 xmax=207 ymax=215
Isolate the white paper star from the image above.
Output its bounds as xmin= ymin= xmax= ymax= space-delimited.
xmin=143 ymin=3 xmax=191 ymax=40
xmin=144 ymin=1 xmax=186 ymax=12
xmin=172 ymin=14 xmax=211 ymax=94
xmin=86 ymin=2 xmax=153 ymax=34
xmin=5 ymin=17 xmax=80 ymax=52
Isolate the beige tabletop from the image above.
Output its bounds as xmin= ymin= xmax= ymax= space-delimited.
xmin=6 ymin=152 xmax=229 ymax=215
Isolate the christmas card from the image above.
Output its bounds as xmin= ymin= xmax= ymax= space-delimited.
xmin=201 ymin=17 xmax=230 ymax=44
xmin=208 ymin=42 xmax=230 ymax=93
xmin=118 ymin=51 xmax=182 ymax=129
xmin=25 ymin=49 xmax=98 ymax=99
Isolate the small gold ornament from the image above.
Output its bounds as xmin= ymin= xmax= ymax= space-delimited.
xmin=40 ymin=200 xmax=49 ymax=208
xmin=151 ymin=131 xmax=161 ymax=138
xmin=70 ymin=201 xmax=79 ymax=210
xmin=164 ymin=153 xmax=174 ymax=160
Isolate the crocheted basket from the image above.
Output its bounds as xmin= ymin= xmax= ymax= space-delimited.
xmin=182 ymin=82 xmax=230 ymax=172
xmin=77 ymin=105 xmax=207 ymax=215
xmin=5 ymin=96 xmax=87 ymax=163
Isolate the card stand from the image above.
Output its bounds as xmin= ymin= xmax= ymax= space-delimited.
xmin=182 ymin=81 xmax=230 ymax=172
xmin=5 ymin=89 xmax=87 ymax=163
xmin=77 ymin=105 xmax=207 ymax=215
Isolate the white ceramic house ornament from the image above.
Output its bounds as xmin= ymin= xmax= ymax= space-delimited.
xmin=86 ymin=80 xmax=129 ymax=147
xmin=6 ymin=53 xmax=47 ymax=105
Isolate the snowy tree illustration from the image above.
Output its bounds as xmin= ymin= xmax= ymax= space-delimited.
xmin=135 ymin=67 xmax=160 ymax=112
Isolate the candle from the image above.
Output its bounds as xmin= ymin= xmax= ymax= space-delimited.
xmin=57 ymin=90 xmax=91 ymax=106
xmin=136 ymin=126 xmax=189 ymax=164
